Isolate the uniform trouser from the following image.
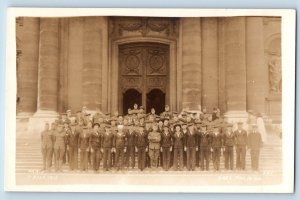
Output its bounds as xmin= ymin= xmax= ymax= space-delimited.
xmin=115 ymin=148 xmax=125 ymax=170
xmin=236 ymin=146 xmax=246 ymax=170
xmin=250 ymin=149 xmax=260 ymax=170
xmin=200 ymin=148 xmax=210 ymax=170
xmin=54 ymin=147 xmax=65 ymax=171
xmin=149 ymin=148 xmax=160 ymax=168
xmin=224 ymin=146 xmax=234 ymax=170
xmin=68 ymin=146 xmax=78 ymax=170
xmin=173 ymin=148 xmax=183 ymax=170
xmin=183 ymin=149 xmax=187 ymax=167
xmin=111 ymin=152 xmax=115 ymax=167
xmin=126 ymin=146 xmax=135 ymax=168
xmin=91 ymin=148 xmax=101 ymax=171
xmin=42 ymin=147 xmax=53 ymax=170
xmin=137 ymin=147 xmax=147 ymax=171
xmin=186 ymin=147 xmax=196 ymax=170
xmin=80 ymin=149 xmax=88 ymax=171
xmin=63 ymin=144 xmax=69 ymax=164
xmin=162 ymin=147 xmax=171 ymax=170
xmin=103 ymin=148 xmax=112 ymax=170
xmin=195 ymin=150 xmax=200 ymax=167
xmin=212 ymin=147 xmax=221 ymax=170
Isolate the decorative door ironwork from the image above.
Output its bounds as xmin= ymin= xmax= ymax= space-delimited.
xmin=119 ymin=42 xmax=169 ymax=114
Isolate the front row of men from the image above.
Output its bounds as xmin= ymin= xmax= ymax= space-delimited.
xmin=41 ymin=121 xmax=263 ymax=172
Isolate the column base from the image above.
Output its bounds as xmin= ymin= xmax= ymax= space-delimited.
xmin=28 ymin=110 xmax=59 ymax=133
xmin=16 ymin=112 xmax=34 ymax=119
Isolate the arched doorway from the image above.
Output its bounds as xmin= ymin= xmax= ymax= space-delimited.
xmin=118 ymin=42 xmax=169 ymax=115
xmin=146 ymin=89 xmax=165 ymax=114
xmin=123 ymin=89 xmax=142 ymax=115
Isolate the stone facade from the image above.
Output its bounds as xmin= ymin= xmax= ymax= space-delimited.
xmin=16 ymin=16 xmax=282 ymax=131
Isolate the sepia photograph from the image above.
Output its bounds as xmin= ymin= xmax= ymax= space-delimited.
xmin=4 ymin=8 xmax=295 ymax=193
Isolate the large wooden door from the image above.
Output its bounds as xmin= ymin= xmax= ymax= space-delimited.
xmin=119 ymin=42 xmax=169 ymax=115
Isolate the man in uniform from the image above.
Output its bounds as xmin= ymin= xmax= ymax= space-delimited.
xmin=185 ymin=123 xmax=198 ymax=171
xmin=148 ymin=123 xmax=161 ymax=169
xmin=210 ymin=126 xmax=223 ymax=171
xmin=114 ymin=125 xmax=127 ymax=171
xmin=125 ymin=123 xmax=136 ymax=169
xmin=198 ymin=125 xmax=211 ymax=171
xmin=53 ymin=123 xmax=66 ymax=172
xmin=135 ymin=125 xmax=148 ymax=171
xmin=247 ymin=124 xmax=263 ymax=171
xmin=79 ymin=124 xmax=91 ymax=171
xmin=66 ymin=122 xmax=80 ymax=171
xmin=101 ymin=123 xmax=114 ymax=171
xmin=160 ymin=125 xmax=173 ymax=171
xmin=223 ymin=124 xmax=235 ymax=170
xmin=160 ymin=105 xmax=172 ymax=119
xmin=234 ymin=121 xmax=248 ymax=170
xmin=172 ymin=124 xmax=184 ymax=171
xmin=41 ymin=122 xmax=53 ymax=171
xmin=89 ymin=123 xmax=102 ymax=172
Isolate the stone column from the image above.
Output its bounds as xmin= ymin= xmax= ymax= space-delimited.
xmin=181 ymin=18 xmax=202 ymax=111
xmin=82 ymin=17 xmax=103 ymax=111
xmin=201 ymin=18 xmax=219 ymax=112
xmin=35 ymin=18 xmax=60 ymax=116
xmin=16 ymin=18 xmax=40 ymax=118
xmin=246 ymin=17 xmax=267 ymax=114
xmin=224 ymin=17 xmax=248 ymax=121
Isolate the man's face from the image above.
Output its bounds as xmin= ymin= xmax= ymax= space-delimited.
xmin=164 ymin=120 xmax=169 ymax=126
xmin=175 ymin=126 xmax=181 ymax=132
xmin=165 ymin=106 xmax=169 ymax=111
xmin=87 ymin=122 xmax=92 ymax=128
xmin=134 ymin=104 xmax=138 ymax=109
xmin=93 ymin=125 xmax=99 ymax=131
xmin=44 ymin=123 xmax=49 ymax=130
xmin=188 ymin=125 xmax=194 ymax=132
xmin=152 ymin=125 xmax=158 ymax=131
xmin=158 ymin=121 xmax=163 ymax=126
xmin=151 ymin=108 xmax=155 ymax=114
xmin=71 ymin=125 xmax=76 ymax=131
xmin=238 ymin=124 xmax=243 ymax=129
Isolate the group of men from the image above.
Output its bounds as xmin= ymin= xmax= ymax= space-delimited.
xmin=40 ymin=104 xmax=263 ymax=173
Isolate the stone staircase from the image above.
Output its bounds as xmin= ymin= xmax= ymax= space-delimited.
xmin=16 ymin=133 xmax=282 ymax=174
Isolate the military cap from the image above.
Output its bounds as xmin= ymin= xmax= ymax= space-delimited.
xmin=66 ymin=109 xmax=71 ymax=113
xmin=76 ymin=110 xmax=82 ymax=114
xmin=163 ymin=125 xmax=169 ymax=129
xmin=92 ymin=123 xmax=100 ymax=128
xmin=156 ymin=117 xmax=163 ymax=122
xmin=104 ymin=124 xmax=111 ymax=129
xmin=173 ymin=123 xmax=182 ymax=129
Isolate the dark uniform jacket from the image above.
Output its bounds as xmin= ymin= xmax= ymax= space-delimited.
xmin=148 ymin=131 xmax=161 ymax=149
xmin=210 ymin=133 xmax=223 ymax=148
xmin=199 ymin=131 xmax=211 ymax=148
xmin=101 ymin=132 xmax=114 ymax=148
xmin=78 ymin=128 xmax=90 ymax=150
xmin=234 ymin=129 xmax=247 ymax=146
xmin=247 ymin=131 xmax=262 ymax=149
xmin=135 ymin=132 xmax=148 ymax=147
xmin=185 ymin=130 xmax=198 ymax=147
xmin=67 ymin=129 xmax=80 ymax=148
xmin=161 ymin=132 xmax=173 ymax=148
xmin=173 ymin=131 xmax=184 ymax=149
xmin=126 ymin=130 xmax=136 ymax=147
xmin=89 ymin=131 xmax=101 ymax=149
xmin=223 ymin=132 xmax=235 ymax=147
xmin=114 ymin=132 xmax=127 ymax=148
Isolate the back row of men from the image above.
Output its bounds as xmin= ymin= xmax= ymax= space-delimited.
xmin=41 ymin=105 xmax=263 ymax=173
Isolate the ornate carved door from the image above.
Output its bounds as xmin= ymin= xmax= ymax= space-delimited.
xmin=119 ymin=42 xmax=169 ymax=114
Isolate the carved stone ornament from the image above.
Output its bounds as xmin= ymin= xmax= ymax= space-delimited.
xmin=268 ymin=55 xmax=282 ymax=93
xmin=110 ymin=17 xmax=178 ymax=38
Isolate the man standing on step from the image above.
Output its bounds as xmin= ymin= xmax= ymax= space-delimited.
xmin=247 ymin=124 xmax=263 ymax=171
xmin=148 ymin=123 xmax=161 ymax=169
xmin=101 ymin=123 xmax=114 ymax=171
xmin=53 ymin=123 xmax=67 ymax=172
xmin=234 ymin=122 xmax=248 ymax=170
xmin=41 ymin=122 xmax=53 ymax=172
xmin=66 ymin=122 xmax=80 ymax=171
xmin=223 ymin=124 xmax=235 ymax=170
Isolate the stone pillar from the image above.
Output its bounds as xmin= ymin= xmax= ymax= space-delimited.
xmin=246 ymin=17 xmax=267 ymax=114
xmin=181 ymin=18 xmax=202 ymax=111
xmin=16 ymin=18 xmax=40 ymax=118
xmin=201 ymin=18 xmax=219 ymax=112
xmin=34 ymin=18 xmax=60 ymax=117
xmin=82 ymin=17 xmax=103 ymax=111
xmin=224 ymin=17 xmax=248 ymax=121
